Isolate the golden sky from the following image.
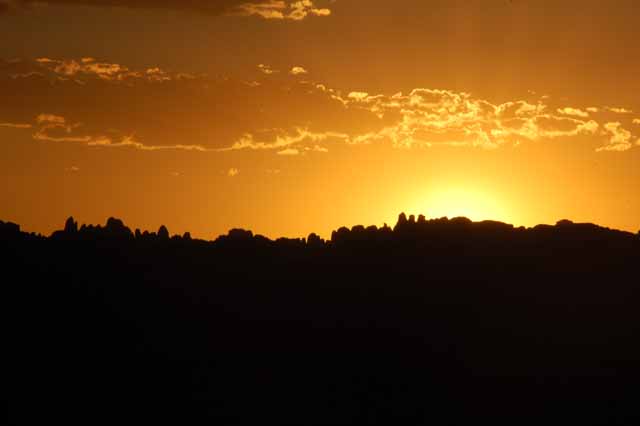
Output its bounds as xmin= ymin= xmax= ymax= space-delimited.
xmin=1 ymin=0 xmax=639 ymax=238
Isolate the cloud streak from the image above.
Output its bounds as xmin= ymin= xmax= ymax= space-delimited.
xmin=30 ymin=112 xmax=210 ymax=151
xmin=0 ymin=121 xmax=32 ymax=128
xmin=223 ymin=128 xmax=349 ymax=152
xmin=0 ymin=0 xmax=334 ymax=20
xmin=238 ymin=0 xmax=331 ymax=20
xmin=557 ymin=107 xmax=589 ymax=118
xmin=258 ymin=64 xmax=278 ymax=75
xmin=33 ymin=57 xmax=189 ymax=82
xmin=606 ymin=106 xmax=633 ymax=114
xmin=2 ymin=57 xmax=638 ymax=155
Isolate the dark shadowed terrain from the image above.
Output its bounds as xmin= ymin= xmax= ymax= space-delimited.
xmin=3 ymin=214 xmax=640 ymax=425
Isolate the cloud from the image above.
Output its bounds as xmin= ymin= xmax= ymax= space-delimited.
xmin=223 ymin=128 xmax=349 ymax=153
xmin=334 ymin=89 xmax=601 ymax=149
xmin=2 ymin=57 xmax=638 ymax=156
xmin=347 ymin=88 xmax=599 ymax=149
xmin=1 ymin=58 xmax=266 ymax=151
xmin=37 ymin=113 xmax=66 ymax=124
xmin=33 ymin=57 xmax=184 ymax=82
xmin=586 ymin=107 xmax=599 ymax=113
xmin=290 ymin=66 xmax=308 ymax=75
xmin=238 ymin=0 xmax=331 ymax=20
xmin=33 ymin=113 xmax=87 ymax=142
xmin=85 ymin=136 xmax=209 ymax=151
xmin=307 ymin=145 xmax=328 ymax=152
xmin=228 ymin=168 xmax=239 ymax=177
xmin=28 ymin=112 xmax=210 ymax=150
xmin=65 ymin=165 xmax=80 ymax=172
xmin=347 ymin=91 xmax=369 ymax=101
xmin=606 ymin=106 xmax=633 ymax=114
xmin=0 ymin=0 xmax=334 ymax=20
xmin=0 ymin=121 xmax=31 ymax=128
xmin=633 ymin=119 xmax=640 ymax=125
xmin=277 ymin=148 xmax=299 ymax=155
xmin=219 ymin=89 xmax=555 ymax=151
xmin=597 ymin=122 xmax=633 ymax=152
xmin=557 ymin=107 xmax=589 ymax=118
xmin=257 ymin=64 xmax=277 ymax=75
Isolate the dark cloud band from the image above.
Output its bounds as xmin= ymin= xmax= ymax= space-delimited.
xmin=0 ymin=0 xmax=333 ymax=19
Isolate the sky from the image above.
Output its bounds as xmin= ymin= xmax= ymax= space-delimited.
xmin=1 ymin=0 xmax=640 ymax=238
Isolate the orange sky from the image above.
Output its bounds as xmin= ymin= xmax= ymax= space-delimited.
xmin=1 ymin=0 xmax=639 ymax=238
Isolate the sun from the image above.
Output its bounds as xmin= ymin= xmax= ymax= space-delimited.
xmin=412 ymin=187 xmax=511 ymax=223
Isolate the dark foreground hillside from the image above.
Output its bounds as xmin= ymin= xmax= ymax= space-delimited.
xmin=2 ymin=214 xmax=640 ymax=425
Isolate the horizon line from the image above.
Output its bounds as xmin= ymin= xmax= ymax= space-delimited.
xmin=2 ymin=213 xmax=638 ymax=242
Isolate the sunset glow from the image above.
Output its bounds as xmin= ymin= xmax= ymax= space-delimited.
xmin=415 ymin=188 xmax=511 ymax=223
xmin=1 ymin=0 xmax=639 ymax=238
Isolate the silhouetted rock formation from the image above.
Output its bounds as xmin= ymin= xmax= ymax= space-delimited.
xmin=306 ymin=232 xmax=324 ymax=248
xmin=394 ymin=211 xmax=408 ymax=231
xmin=157 ymin=224 xmax=169 ymax=239
xmin=105 ymin=217 xmax=134 ymax=239
xmin=0 ymin=219 xmax=20 ymax=239
xmin=64 ymin=216 xmax=78 ymax=234
xmin=2 ymin=213 xmax=640 ymax=425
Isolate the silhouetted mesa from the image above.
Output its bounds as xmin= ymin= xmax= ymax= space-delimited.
xmin=2 ymin=214 xmax=640 ymax=425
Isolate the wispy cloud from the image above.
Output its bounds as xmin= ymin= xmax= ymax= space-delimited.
xmin=33 ymin=57 xmax=186 ymax=82
xmin=290 ymin=66 xmax=308 ymax=75
xmin=277 ymin=148 xmax=299 ymax=155
xmin=0 ymin=0 xmax=334 ymax=20
xmin=606 ymin=106 xmax=633 ymax=114
xmin=238 ymin=0 xmax=331 ymax=20
xmin=557 ymin=107 xmax=589 ymax=118
xmin=597 ymin=122 xmax=633 ymax=152
xmin=257 ymin=64 xmax=278 ymax=75
xmin=30 ymin=113 xmax=210 ymax=151
xmin=308 ymin=145 xmax=328 ymax=152
xmin=222 ymin=128 xmax=348 ymax=153
xmin=2 ymin=57 xmax=638 ymax=155
xmin=0 ymin=121 xmax=32 ymax=129
xmin=347 ymin=91 xmax=369 ymax=101
xmin=333 ymin=88 xmax=601 ymax=149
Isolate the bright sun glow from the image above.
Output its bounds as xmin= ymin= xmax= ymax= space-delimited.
xmin=412 ymin=188 xmax=510 ymax=223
